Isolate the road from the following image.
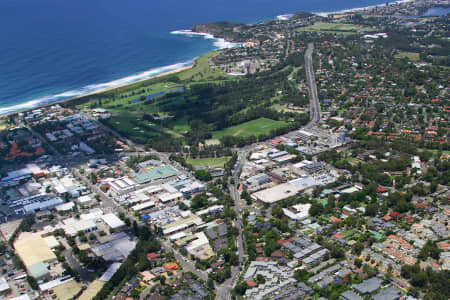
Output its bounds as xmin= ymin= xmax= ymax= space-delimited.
xmin=64 ymin=248 xmax=90 ymax=282
xmin=159 ymin=239 xmax=208 ymax=281
xmin=304 ymin=42 xmax=321 ymax=127
xmin=216 ymin=151 xmax=248 ymax=300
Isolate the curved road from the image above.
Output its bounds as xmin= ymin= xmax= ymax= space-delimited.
xmin=304 ymin=42 xmax=321 ymax=127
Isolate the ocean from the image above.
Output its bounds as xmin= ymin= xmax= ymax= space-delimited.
xmin=0 ymin=0 xmax=402 ymax=115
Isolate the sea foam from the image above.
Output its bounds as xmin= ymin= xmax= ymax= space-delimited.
xmin=0 ymin=30 xmax=241 ymax=115
xmin=276 ymin=14 xmax=294 ymax=20
xmin=0 ymin=60 xmax=194 ymax=115
xmin=170 ymin=29 xmax=242 ymax=49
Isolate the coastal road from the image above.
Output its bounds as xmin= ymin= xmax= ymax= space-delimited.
xmin=304 ymin=42 xmax=321 ymax=127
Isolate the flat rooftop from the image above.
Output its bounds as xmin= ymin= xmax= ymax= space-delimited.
xmin=14 ymin=233 xmax=56 ymax=268
xmin=135 ymin=165 xmax=180 ymax=184
xmin=251 ymin=183 xmax=303 ymax=204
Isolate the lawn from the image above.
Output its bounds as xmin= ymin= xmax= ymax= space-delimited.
xmin=296 ymin=22 xmax=375 ymax=35
xmin=271 ymin=103 xmax=306 ymax=114
xmin=177 ymin=51 xmax=228 ymax=82
xmin=394 ymin=51 xmax=420 ymax=61
xmin=0 ymin=118 xmax=8 ymax=131
xmin=212 ymin=118 xmax=288 ymax=139
xmin=341 ymin=230 xmax=355 ymax=239
xmin=187 ymin=156 xmax=231 ymax=168
xmin=104 ymin=113 xmax=169 ymax=144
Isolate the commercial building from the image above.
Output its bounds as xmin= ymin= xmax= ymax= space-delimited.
xmin=158 ymin=192 xmax=183 ymax=203
xmin=251 ymin=183 xmax=303 ymax=205
xmin=14 ymin=233 xmax=57 ymax=280
xmin=0 ymin=276 xmax=10 ymax=296
xmin=109 ymin=177 xmax=138 ymax=196
xmin=101 ymin=213 xmax=125 ymax=230
xmin=9 ymin=194 xmax=64 ymax=215
xmin=282 ymin=203 xmax=311 ymax=220
xmin=185 ymin=232 xmax=215 ymax=260
xmin=77 ymin=195 xmax=94 ymax=207
xmin=162 ymin=212 xmax=203 ymax=236
xmin=179 ymin=181 xmax=206 ymax=195
xmin=62 ymin=218 xmax=98 ymax=236
xmin=1 ymin=167 xmax=35 ymax=187
xmin=134 ymin=165 xmax=179 ymax=184
xmin=91 ymin=232 xmax=136 ymax=262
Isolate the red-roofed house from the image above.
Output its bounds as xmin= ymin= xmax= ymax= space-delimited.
xmin=277 ymin=237 xmax=295 ymax=245
xmin=147 ymin=252 xmax=160 ymax=260
xmin=332 ymin=233 xmax=343 ymax=240
xmin=246 ymin=280 xmax=258 ymax=288
xmin=330 ymin=216 xmax=342 ymax=223
xmin=377 ymin=186 xmax=387 ymax=193
xmin=271 ymin=250 xmax=284 ymax=258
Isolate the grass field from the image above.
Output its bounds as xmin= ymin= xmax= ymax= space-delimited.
xmin=212 ymin=118 xmax=288 ymax=139
xmin=296 ymin=22 xmax=375 ymax=35
xmin=341 ymin=230 xmax=355 ymax=239
xmin=271 ymin=103 xmax=306 ymax=114
xmin=0 ymin=119 xmax=8 ymax=131
xmin=178 ymin=51 xmax=227 ymax=82
xmin=187 ymin=156 xmax=231 ymax=168
xmin=75 ymin=51 xmax=235 ymax=145
xmin=104 ymin=113 xmax=168 ymax=144
xmin=394 ymin=51 xmax=420 ymax=61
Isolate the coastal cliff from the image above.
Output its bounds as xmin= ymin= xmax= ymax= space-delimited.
xmin=191 ymin=22 xmax=250 ymax=42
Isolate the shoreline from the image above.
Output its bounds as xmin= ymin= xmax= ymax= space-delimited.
xmin=313 ymin=0 xmax=414 ymax=16
xmin=0 ymin=29 xmax=241 ymax=118
xmin=0 ymin=64 xmax=193 ymax=118
xmin=0 ymin=0 xmax=417 ymax=118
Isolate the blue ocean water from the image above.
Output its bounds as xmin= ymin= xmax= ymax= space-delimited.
xmin=0 ymin=0 xmax=396 ymax=114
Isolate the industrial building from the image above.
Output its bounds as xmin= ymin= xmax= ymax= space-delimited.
xmin=101 ymin=213 xmax=125 ymax=230
xmin=9 ymin=194 xmax=63 ymax=215
xmin=14 ymin=233 xmax=57 ymax=280
xmin=251 ymin=183 xmax=303 ymax=204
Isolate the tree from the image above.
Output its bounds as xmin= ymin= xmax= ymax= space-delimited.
xmin=352 ymin=242 xmax=364 ymax=256
xmin=419 ymin=241 xmax=440 ymax=260
xmin=309 ymin=201 xmax=324 ymax=216
xmin=27 ymin=276 xmax=38 ymax=290
xmin=90 ymin=173 xmax=97 ymax=184
xmin=294 ymin=269 xmax=309 ymax=282
xmin=234 ymin=282 xmax=247 ymax=295
xmin=256 ymin=274 xmax=266 ymax=284
xmin=365 ymin=203 xmax=378 ymax=217
xmin=194 ymin=170 xmax=212 ymax=181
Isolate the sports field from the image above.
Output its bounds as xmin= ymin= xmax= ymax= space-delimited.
xmin=212 ymin=118 xmax=288 ymax=139
xmin=394 ymin=51 xmax=420 ymax=61
xmin=187 ymin=156 xmax=231 ymax=168
xmin=297 ymin=22 xmax=375 ymax=35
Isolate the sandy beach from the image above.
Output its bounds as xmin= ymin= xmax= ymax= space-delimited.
xmin=1 ymin=64 xmax=193 ymax=117
xmin=315 ymin=0 xmax=415 ymax=17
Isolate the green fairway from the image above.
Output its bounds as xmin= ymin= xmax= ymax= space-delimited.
xmin=212 ymin=118 xmax=288 ymax=139
xmin=177 ymin=51 xmax=228 ymax=82
xmin=296 ymin=22 xmax=375 ymax=35
xmin=187 ymin=156 xmax=231 ymax=168
xmin=394 ymin=51 xmax=420 ymax=61
xmin=103 ymin=114 xmax=168 ymax=144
